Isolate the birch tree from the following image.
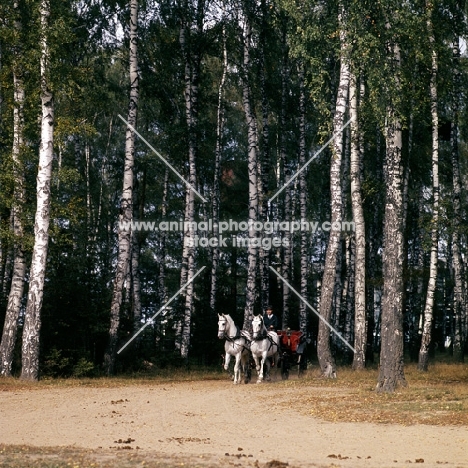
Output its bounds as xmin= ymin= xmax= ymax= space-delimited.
xmin=132 ymin=167 xmax=146 ymax=336
xmin=317 ymin=3 xmax=350 ymax=376
xmin=259 ymin=0 xmax=270 ymax=313
xmin=241 ymin=8 xmax=259 ymax=331
xmin=279 ymin=21 xmax=291 ymax=330
xmin=178 ymin=0 xmax=204 ymax=360
xmin=418 ymin=4 xmax=439 ymax=371
xmin=298 ymin=65 xmax=308 ymax=333
xmin=376 ymin=15 xmax=407 ymax=392
xmin=20 ymin=0 xmax=54 ymax=381
xmin=210 ymin=17 xmax=227 ymax=314
xmin=349 ymin=71 xmax=366 ymax=370
xmin=0 ymin=0 xmax=27 ymax=377
xmin=103 ymin=0 xmax=139 ymax=375
xmin=450 ymin=6 xmax=466 ymax=362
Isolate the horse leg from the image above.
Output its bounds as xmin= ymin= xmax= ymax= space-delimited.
xmin=264 ymin=352 xmax=272 ymax=381
xmin=224 ymin=352 xmax=235 ymax=381
xmin=242 ymin=351 xmax=251 ymax=384
xmin=252 ymin=355 xmax=262 ymax=383
xmin=257 ymin=354 xmax=267 ymax=383
xmin=233 ymin=353 xmax=241 ymax=384
xmin=224 ymin=352 xmax=231 ymax=371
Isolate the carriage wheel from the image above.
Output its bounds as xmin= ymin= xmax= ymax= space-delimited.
xmin=297 ymin=353 xmax=307 ymax=377
xmin=281 ymin=354 xmax=290 ymax=380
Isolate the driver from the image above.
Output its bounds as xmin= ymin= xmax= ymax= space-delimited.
xmin=263 ymin=305 xmax=278 ymax=331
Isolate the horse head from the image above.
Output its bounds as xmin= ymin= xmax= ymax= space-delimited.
xmin=217 ymin=313 xmax=229 ymax=339
xmin=252 ymin=314 xmax=265 ymax=340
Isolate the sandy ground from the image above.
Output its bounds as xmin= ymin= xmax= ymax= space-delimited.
xmin=1 ymin=379 xmax=467 ymax=468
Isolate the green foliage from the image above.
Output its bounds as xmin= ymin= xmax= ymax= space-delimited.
xmin=42 ymin=348 xmax=72 ymax=378
xmin=72 ymin=358 xmax=96 ymax=378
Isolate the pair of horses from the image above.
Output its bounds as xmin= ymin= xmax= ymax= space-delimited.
xmin=217 ymin=313 xmax=280 ymax=384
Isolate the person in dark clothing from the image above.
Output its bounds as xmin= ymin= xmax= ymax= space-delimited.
xmin=263 ymin=305 xmax=278 ymax=331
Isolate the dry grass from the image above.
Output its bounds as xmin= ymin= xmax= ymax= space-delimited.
xmin=279 ymin=361 xmax=468 ymax=426
xmin=0 ymin=367 xmax=226 ymax=392
xmin=0 ymin=445 xmax=243 ymax=468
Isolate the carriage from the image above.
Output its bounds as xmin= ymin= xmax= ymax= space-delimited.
xmin=276 ymin=329 xmax=308 ymax=379
xmin=218 ymin=313 xmax=308 ymax=384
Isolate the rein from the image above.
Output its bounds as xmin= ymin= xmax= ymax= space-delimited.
xmin=223 ymin=324 xmax=240 ymax=341
xmin=222 ymin=324 xmax=251 ymax=352
xmin=266 ymin=333 xmax=278 ymax=352
xmin=253 ymin=328 xmax=278 ymax=352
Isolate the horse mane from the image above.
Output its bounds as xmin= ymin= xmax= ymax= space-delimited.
xmin=219 ymin=314 xmax=241 ymax=339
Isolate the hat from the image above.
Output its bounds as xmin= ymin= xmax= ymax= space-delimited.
xmin=266 ymin=305 xmax=273 ymax=310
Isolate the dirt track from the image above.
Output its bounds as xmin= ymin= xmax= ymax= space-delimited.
xmin=1 ymin=379 xmax=467 ymax=467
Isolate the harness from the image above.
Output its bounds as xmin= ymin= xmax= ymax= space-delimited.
xmin=254 ymin=328 xmax=278 ymax=352
xmin=265 ymin=333 xmax=279 ymax=352
xmin=224 ymin=324 xmax=241 ymax=341
xmin=223 ymin=326 xmax=251 ymax=353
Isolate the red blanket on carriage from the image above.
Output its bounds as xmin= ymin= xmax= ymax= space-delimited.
xmin=276 ymin=330 xmax=303 ymax=353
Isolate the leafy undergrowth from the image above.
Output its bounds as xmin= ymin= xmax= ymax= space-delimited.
xmin=280 ymin=362 xmax=468 ymax=426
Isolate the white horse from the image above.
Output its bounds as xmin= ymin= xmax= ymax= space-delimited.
xmin=250 ymin=314 xmax=280 ymax=383
xmin=217 ymin=314 xmax=251 ymax=384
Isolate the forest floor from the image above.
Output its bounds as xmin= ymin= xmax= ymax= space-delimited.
xmin=1 ymin=363 xmax=468 ymax=468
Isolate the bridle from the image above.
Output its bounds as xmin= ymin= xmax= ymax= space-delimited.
xmin=218 ymin=316 xmax=250 ymax=351
xmin=252 ymin=316 xmax=266 ymax=340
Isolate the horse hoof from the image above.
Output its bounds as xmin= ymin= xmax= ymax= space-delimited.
xmin=256 ymin=379 xmax=262 ymax=384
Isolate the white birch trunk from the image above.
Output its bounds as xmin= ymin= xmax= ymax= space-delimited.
xmin=259 ymin=0 xmax=270 ymax=312
xmin=103 ymin=0 xmax=138 ymax=374
xmin=2 ymin=243 xmax=13 ymax=297
xmin=344 ymin=235 xmax=355 ymax=362
xmin=155 ymin=168 xmax=169 ymax=347
xmin=450 ymin=35 xmax=466 ymax=362
xmin=20 ymin=0 xmax=54 ymax=381
xmin=418 ymin=13 xmax=439 ymax=371
xmin=242 ymin=15 xmax=259 ymax=331
xmin=333 ymin=126 xmax=350 ymax=351
xmin=159 ymin=167 xmax=169 ymax=305
xmin=210 ymin=21 xmax=227 ymax=314
xmin=179 ymin=0 xmax=202 ymax=360
xmin=0 ymin=5 xmax=27 ymax=375
xmin=349 ymin=72 xmax=366 ymax=370
xmin=317 ymin=6 xmax=349 ymax=375
xmin=280 ymin=28 xmax=290 ymax=330
xmin=132 ymin=233 xmax=142 ymax=333
xmin=298 ymin=66 xmax=308 ymax=333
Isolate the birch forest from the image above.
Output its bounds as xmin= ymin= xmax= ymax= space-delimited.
xmin=0 ymin=0 xmax=467 ymax=392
